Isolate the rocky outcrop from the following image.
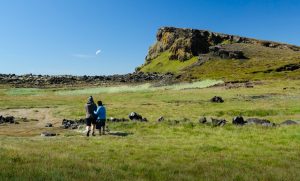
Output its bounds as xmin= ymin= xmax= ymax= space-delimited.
xmin=0 ymin=72 xmax=173 ymax=87
xmin=145 ymin=27 xmax=300 ymax=62
xmin=209 ymin=45 xmax=247 ymax=59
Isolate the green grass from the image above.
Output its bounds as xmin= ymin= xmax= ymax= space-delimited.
xmin=0 ymin=79 xmax=300 ymax=180
xmin=141 ymin=51 xmax=199 ymax=73
xmin=140 ymin=43 xmax=300 ymax=81
xmin=55 ymin=80 xmax=223 ymax=96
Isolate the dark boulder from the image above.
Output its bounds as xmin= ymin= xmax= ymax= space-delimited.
xmin=210 ymin=96 xmax=224 ymax=103
xmin=211 ymin=118 xmax=227 ymax=127
xmin=0 ymin=115 xmax=15 ymax=124
xmin=129 ymin=112 xmax=143 ymax=121
xmin=157 ymin=116 xmax=165 ymax=122
xmin=61 ymin=119 xmax=85 ymax=129
xmin=232 ymin=116 xmax=246 ymax=125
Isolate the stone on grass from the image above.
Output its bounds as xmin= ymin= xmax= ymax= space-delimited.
xmin=157 ymin=116 xmax=164 ymax=122
xmin=232 ymin=116 xmax=246 ymax=125
xmin=45 ymin=123 xmax=53 ymax=127
xmin=41 ymin=132 xmax=56 ymax=137
xmin=199 ymin=117 xmax=207 ymax=124
xmin=210 ymin=96 xmax=224 ymax=103
xmin=280 ymin=120 xmax=299 ymax=125
xmin=211 ymin=118 xmax=226 ymax=127
xmin=245 ymin=118 xmax=275 ymax=127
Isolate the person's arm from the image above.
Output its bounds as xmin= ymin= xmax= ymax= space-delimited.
xmin=94 ymin=107 xmax=100 ymax=115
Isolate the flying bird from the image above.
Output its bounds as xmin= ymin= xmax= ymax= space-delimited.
xmin=96 ymin=49 xmax=101 ymax=55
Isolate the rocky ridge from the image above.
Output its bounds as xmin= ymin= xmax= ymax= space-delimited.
xmin=144 ymin=27 xmax=300 ymax=63
xmin=0 ymin=72 xmax=174 ymax=87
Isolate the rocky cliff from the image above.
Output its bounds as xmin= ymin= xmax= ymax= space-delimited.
xmin=139 ymin=27 xmax=300 ymax=81
xmin=144 ymin=27 xmax=299 ymax=63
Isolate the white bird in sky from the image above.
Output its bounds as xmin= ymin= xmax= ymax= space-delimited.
xmin=96 ymin=49 xmax=101 ymax=55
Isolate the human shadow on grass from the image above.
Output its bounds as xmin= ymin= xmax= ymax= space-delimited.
xmin=108 ymin=131 xmax=133 ymax=137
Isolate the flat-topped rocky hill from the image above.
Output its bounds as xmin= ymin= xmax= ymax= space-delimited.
xmin=139 ymin=27 xmax=300 ymax=81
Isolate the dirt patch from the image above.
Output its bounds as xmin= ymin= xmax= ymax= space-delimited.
xmin=0 ymin=108 xmax=62 ymax=136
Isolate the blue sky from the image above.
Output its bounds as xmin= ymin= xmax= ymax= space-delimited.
xmin=0 ymin=0 xmax=299 ymax=75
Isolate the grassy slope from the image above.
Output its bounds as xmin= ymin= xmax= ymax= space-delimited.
xmin=140 ymin=43 xmax=300 ymax=81
xmin=140 ymin=51 xmax=198 ymax=73
xmin=0 ymin=80 xmax=300 ymax=180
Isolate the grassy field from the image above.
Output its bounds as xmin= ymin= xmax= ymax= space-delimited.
xmin=0 ymin=79 xmax=300 ymax=180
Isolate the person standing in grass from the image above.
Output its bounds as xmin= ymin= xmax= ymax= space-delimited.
xmin=85 ymin=96 xmax=97 ymax=137
xmin=94 ymin=100 xmax=106 ymax=135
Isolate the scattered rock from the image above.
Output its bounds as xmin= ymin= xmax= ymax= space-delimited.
xmin=232 ymin=116 xmax=246 ymax=125
xmin=280 ymin=120 xmax=299 ymax=125
xmin=275 ymin=63 xmax=300 ymax=72
xmin=199 ymin=116 xmax=207 ymax=124
xmin=0 ymin=115 xmax=16 ymax=124
xmin=0 ymin=72 xmax=173 ymax=87
xmin=45 ymin=123 xmax=53 ymax=127
xmin=209 ymin=45 xmax=247 ymax=59
xmin=245 ymin=118 xmax=275 ymax=126
xmin=157 ymin=116 xmax=164 ymax=122
xmin=61 ymin=119 xmax=85 ymax=129
xmin=41 ymin=132 xmax=56 ymax=137
xmin=129 ymin=112 xmax=143 ymax=121
xmin=211 ymin=118 xmax=227 ymax=127
xmin=108 ymin=117 xmax=129 ymax=122
xmin=210 ymin=96 xmax=224 ymax=103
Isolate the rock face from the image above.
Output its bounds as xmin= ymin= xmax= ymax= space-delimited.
xmin=145 ymin=27 xmax=299 ymax=63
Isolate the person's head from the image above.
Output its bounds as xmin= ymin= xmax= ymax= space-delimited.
xmin=87 ymin=96 xmax=94 ymax=104
xmin=97 ymin=101 xmax=103 ymax=106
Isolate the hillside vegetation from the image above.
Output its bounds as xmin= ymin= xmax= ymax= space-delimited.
xmin=139 ymin=27 xmax=300 ymax=81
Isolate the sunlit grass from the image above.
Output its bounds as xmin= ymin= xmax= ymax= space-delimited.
xmin=56 ymin=80 xmax=223 ymax=96
xmin=0 ymin=79 xmax=300 ymax=180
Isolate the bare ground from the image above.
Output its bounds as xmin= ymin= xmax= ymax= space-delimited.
xmin=0 ymin=108 xmax=64 ymax=136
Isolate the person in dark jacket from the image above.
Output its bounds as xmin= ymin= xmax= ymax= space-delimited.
xmin=85 ymin=96 xmax=97 ymax=137
xmin=94 ymin=101 xmax=106 ymax=135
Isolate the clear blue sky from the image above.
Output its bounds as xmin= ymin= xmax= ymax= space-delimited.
xmin=0 ymin=0 xmax=299 ymax=75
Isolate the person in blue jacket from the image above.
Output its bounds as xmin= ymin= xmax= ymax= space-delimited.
xmin=94 ymin=100 xmax=106 ymax=135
